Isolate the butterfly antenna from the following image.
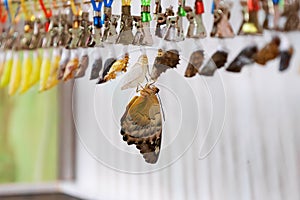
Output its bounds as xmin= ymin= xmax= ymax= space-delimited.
xmin=145 ymin=75 xmax=149 ymax=82
xmin=157 ymin=93 xmax=165 ymax=122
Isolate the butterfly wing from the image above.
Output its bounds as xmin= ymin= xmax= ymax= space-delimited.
xmin=121 ymin=93 xmax=162 ymax=164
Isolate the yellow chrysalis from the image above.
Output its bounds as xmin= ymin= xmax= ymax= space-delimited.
xmin=39 ymin=49 xmax=52 ymax=92
xmin=8 ymin=53 xmax=22 ymax=96
xmin=30 ymin=50 xmax=42 ymax=87
xmin=0 ymin=51 xmax=13 ymax=88
xmin=46 ymin=48 xmax=61 ymax=90
xmin=20 ymin=51 xmax=33 ymax=94
xmin=0 ymin=51 xmax=6 ymax=78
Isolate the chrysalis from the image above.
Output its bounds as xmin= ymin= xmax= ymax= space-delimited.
xmin=39 ymin=49 xmax=52 ymax=91
xmin=199 ymin=49 xmax=228 ymax=76
xmin=0 ymin=51 xmax=13 ymax=87
xmin=20 ymin=51 xmax=33 ymax=93
xmin=90 ymin=48 xmax=103 ymax=80
xmin=254 ymin=36 xmax=281 ymax=65
xmin=30 ymin=51 xmax=42 ymax=87
xmin=102 ymin=53 xmax=129 ymax=83
xmin=0 ymin=51 xmax=6 ymax=78
xmin=58 ymin=49 xmax=71 ymax=80
xmin=8 ymin=53 xmax=22 ymax=96
xmin=279 ymin=36 xmax=294 ymax=72
xmin=63 ymin=50 xmax=79 ymax=82
xmin=121 ymin=84 xmax=162 ymax=164
xmin=150 ymin=49 xmax=180 ymax=81
xmin=121 ymin=54 xmax=148 ymax=90
xmin=226 ymin=45 xmax=258 ymax=73
xmin=279 ymin=47 xmax=294 ymax=71
xmin=46 ymin=48 xmax=61 ymax=90
xmin=97 ymin=57 xmax=117 ymax=84
xmin=185 ymin=50 xmax=204 ymax=77
xmin=75 ymin=53 xmax=89 ymax=78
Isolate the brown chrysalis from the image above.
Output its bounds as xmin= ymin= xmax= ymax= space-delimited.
xmin=254 ymin=36 xmax=281 ymax=65
xmin=226 ymin=45 xmax=258 ymax=73
xmin=75 ymin=55 xmax=89 ymax=78
xmin=97 ymin=58 xmax=117 ymax=84
xmin=279 ymin=47 xmax=294 ymax=72
xmin=90 ymin=58 xmax=103 ymax=80
xmin=199 ymin=50 xmax=228 ymax=76
xmin=121 ymin=84 xmax=162 ymax=164
xmin=101 ymin=53 xmax=129 ymax=83
xmin=184 ymin=50 xmax=204 ymax=77
xmin=150 ymin=49 xmax=180 ymax=81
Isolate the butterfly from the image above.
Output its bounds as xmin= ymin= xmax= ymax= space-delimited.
xmin=150 ymin=49 xmax=180 ymax=81
xmin=120 ymin=84 xmax=162 ymax=164
xmin=102 ymin=53 xmax=129 ymax=83
xmin=185 ymin=50 xmax=204 ymax=77
xmin=121 ymin=54 xmax=148 ymax=90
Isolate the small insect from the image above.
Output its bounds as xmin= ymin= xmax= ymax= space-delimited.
xmin=199 ymin=50 xmax=228 ymax=76
xmin=150 ymin=49 xmax=180 ymax=81
xmin=226 ymin=45 xmax=258 ymax=73
xmin=103 ymin=53 xmax=129 ymax=82
xmin=121 ymin=54 xmax=148 ymax=90
xmin=121 ymin=84 xmax=162 ymax=164
xmin=185 ymin=50 xmax=204 ymax=77
xmin=254 ymin=36 xmax=281 ymax=65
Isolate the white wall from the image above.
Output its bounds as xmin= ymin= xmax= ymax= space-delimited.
xmin=73 ymin=1 xmax=300 ymax=199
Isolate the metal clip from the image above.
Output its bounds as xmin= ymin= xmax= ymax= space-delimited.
xmin=116 ymin=5 xmax=134 ymax=45
xmin=210 ymin=0 xmax=235 ymax=38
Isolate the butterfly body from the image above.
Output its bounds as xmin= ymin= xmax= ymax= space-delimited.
xmin=121 ymin=84 xmax=162 ymax=164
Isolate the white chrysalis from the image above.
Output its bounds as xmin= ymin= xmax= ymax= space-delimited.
xmin=121 ymin=54 xmax=148 ymax=90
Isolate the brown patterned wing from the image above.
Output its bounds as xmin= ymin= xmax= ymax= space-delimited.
xmin=121 ymin=93 xmax=162 ymax=164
